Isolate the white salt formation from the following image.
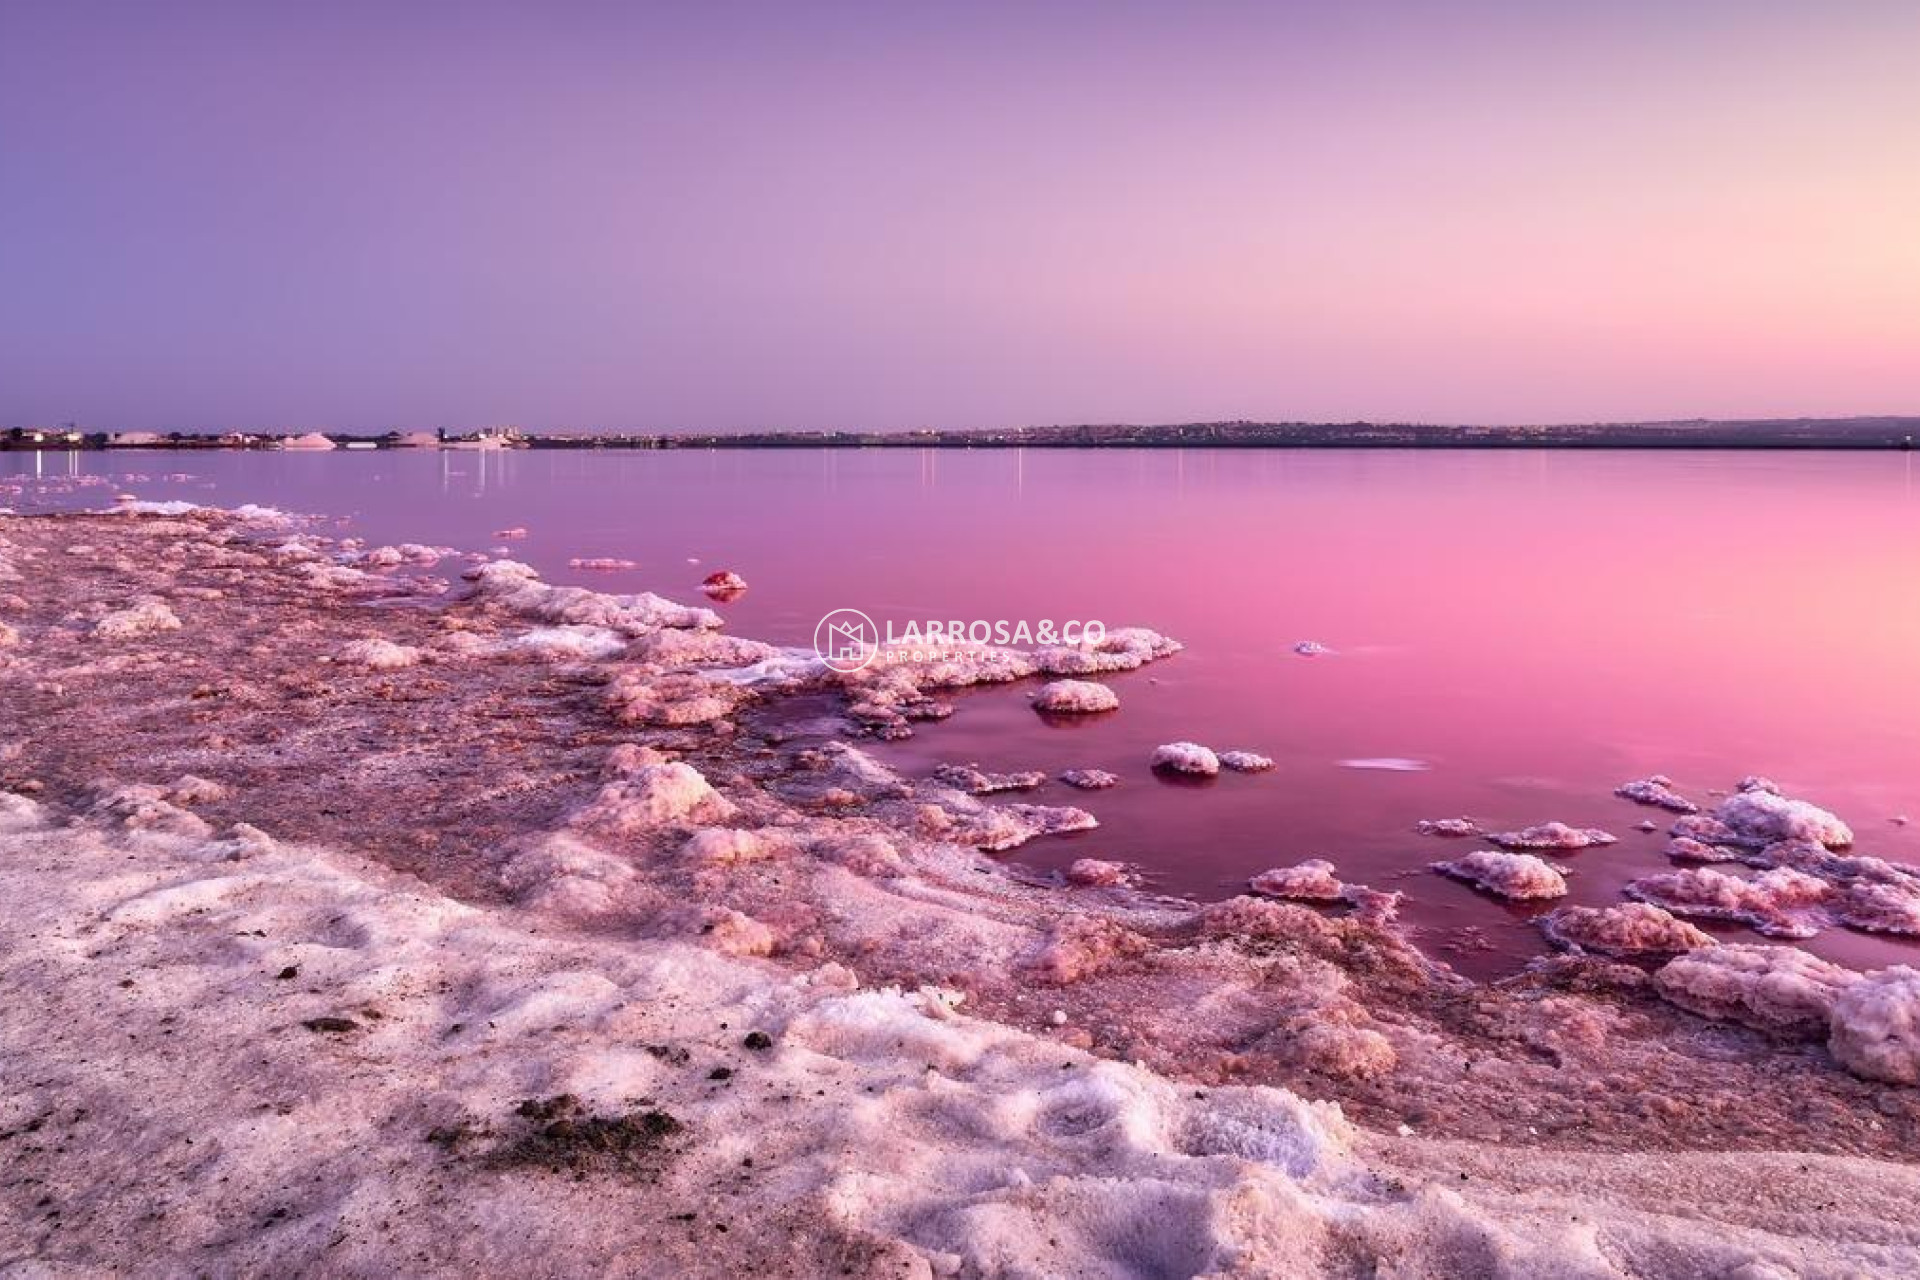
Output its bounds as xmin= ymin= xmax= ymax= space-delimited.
xmin=1714 ymin=778 xmax=1853 ymax=848
xmin=1065 ymin=858 xmax=1128 ymax=887
xmin=1414 ymin=817 xmax=1479 ymax=838
xmin=1250 ymin=859 xmax=1346 ymax=902
xmin=1655 ymin=944 xmax=1858 ymax=1036
xmin=1666 ymin=836 xmax=1741 ymax=862
xmin=1626 ymin=866 xmax=1832 ymax=939
xmin=337 ymin=638 xmax=423 ymax=669
xmin=931 ymin=762 xmax=1048 ymax=794
xmin=1219 ymin=749 xmax=1277 ymax=773
xmin=1828 ymin=967 xmax=1920 ymax=1085
xmin=90 ymin=597 xmax=181 ymax=640
xmin=1487 ymin=822 xmax=1617 ymax=851
xmin=1151 ymin=741 xmax=1219 ymax=776
xmin=1616 ymin=776 xmax=1699 ymax=813
xmin=1059 ymin=768 xmax=1120 ymax=790
xmin=1031 ymin=679 xmax=1119 ymax=713
xmin=1432 ymin=850 xmax=1568 ymax=900
xmin=1541 ymin=903 xmax=1715 ymax=956
xmin=465 ymin=559 xmax=721 ymax=634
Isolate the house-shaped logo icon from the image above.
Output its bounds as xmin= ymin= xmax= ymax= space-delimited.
xmin=814 ymin=608 xmax=879 ymax=673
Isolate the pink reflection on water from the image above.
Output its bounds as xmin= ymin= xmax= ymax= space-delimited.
xmin=14 ymin=446 xmax=1920 ymax=976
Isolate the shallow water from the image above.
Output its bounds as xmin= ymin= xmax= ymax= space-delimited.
xmin=13 ymin=445 xmax=1920 ymax=977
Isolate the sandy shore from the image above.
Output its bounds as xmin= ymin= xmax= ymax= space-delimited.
xmin=2 ymin=508 xmax=1918 ymax=1276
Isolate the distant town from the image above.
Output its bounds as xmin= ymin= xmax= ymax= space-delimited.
xmin=5 ymin=417 xmax=1920 ymax=452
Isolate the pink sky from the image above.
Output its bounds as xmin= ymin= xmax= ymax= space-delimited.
xmin=2 ymin=1 xmax=1916 ymax=431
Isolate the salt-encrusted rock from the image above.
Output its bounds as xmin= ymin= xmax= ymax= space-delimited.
xmin=168 ymin=775 xmax=227 ymax=806
xmin=497 ymin=625 xmax=627 ymax=662
xmin=1032 ymin=627 xmax=1181 ymax=676
xmin=1293 ymin=640 xmax=1332 ymax=657
xmin=1032 ymin=680 xmax=1119 ymax=714
xmin=1828 ymin=967 xmax=1920 ymax=1085
xmin=604 ymin=670 xmax=742 ymax=726
xmin=568 ymin=763 xmax=734 ymax=835
xmin=958 ymin=803 xmax=1098 ymax=852
xmin=356 ymin=543 xmax=446 ymax=569
xmin=814 ymin=832 xmax=905 ymax=877
xmin=1626 ymin=867 xmax=1831 ymax=939
xmin=1432 ymin=850 xmax=1568 ymax=900
xmin=1654 ymin=944 xmax=1859 ymax=1036
xmin=931 ymin=763 xmax=1047 ymax=795
xmin=1021 ymin=915 xmax=1150 ymax=984
xmin=1616 ymin=777 xmax=1699 ymax=814
xmin=1837 ymin=880 xmax=1920 ymax=936
xmin=700 ymin=569 xmax=748 ymax=597
xmin=1671 ymin=813 xmax=1746 ymax=844
xmin=680 ymin=827 xmax=776 ymax=866
xmin=1715 ymin=787 xmax=1853 ymax=849
xmin=1151 ymin=742 xmax=1219 ymax=776
xmin=601 ymin=742 xmax=670 ymax=778
xmin=1219 ymin=750 xmax=1276 ymax=773
xmin=1065 ymin=858 xmax=1128 ymax=887
xmin=500 ymin=832 xmax=640 ymax=917
xmin=1290 ymin=1021 xmax=1397 ymax=1079
xmin=1250 ymin=859 xmax=1345 ymax=902
xmin=1414 ymin=817 xmax=1479 ymax=838
xmin=338 ymin=638 xmax=423 ymax=670
xmin=91 ymin=598 xmax=181 ymax=641
xmin=626 ymin=629 xmax=780 ymax=669
xmin=1541 ymin=903 xmax=1715 ymax=956
xmin=464 ymin=558 xmax=720 ymax=634
xmin=683 ymin=907 xmax=777 ymax=957
xmin=1665 ymin=836 xmax=1742 ymax=863
xmin=1487 ymin=822 xmax=1616 ymax=851
xmin=87 ymin=784 xmax=212 ymax=838
xmin=1059 ymin=769 xmax=1120 ymax=791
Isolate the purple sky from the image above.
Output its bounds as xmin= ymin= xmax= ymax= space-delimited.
xmin=3 ymin=1 xmax=1917 ymax=432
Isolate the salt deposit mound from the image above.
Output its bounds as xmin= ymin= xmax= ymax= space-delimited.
xmin=1626 ymin=866 xmax=1831 ymax=939
xmin=1829 ymin=967 xmax=1920 ymax=1085
xmin=337 ymin=638 xmax=422 ymax=669
xmin=1616 ymin=776 xmax=1698 ymax=813
xmin=1151 ymin=741 xmax=1219 ymax=776
xmin=1541 ymin=903 xmax=1715 ymax=956
xmin=1486 ymin=822 xmax=1616 ymax=851
xmin=1250 ymin=859 xmax=1346 ymax=902
xmin=1654 ymin=945 xmax=1857 ymax=1036
xmin=1032 ymin=679 xmax=1119 ymax=714
xmin=90 ymin=598 xmax=181 ymax=640
xmin=1432 ymin=850 xmax=1568 ymax=900
xmin=1714 ymin=781 xmax=1853 ymax=849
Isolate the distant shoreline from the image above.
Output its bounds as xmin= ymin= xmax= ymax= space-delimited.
xmin=6 ymin=417 xmax=1919 ymax=452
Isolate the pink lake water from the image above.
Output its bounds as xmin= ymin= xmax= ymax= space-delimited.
xmin=13 ymin=446 xmax=1920 ymax=977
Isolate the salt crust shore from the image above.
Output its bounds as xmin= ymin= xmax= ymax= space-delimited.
xmin=3 ymin=509 xmax=1920 ymax=1275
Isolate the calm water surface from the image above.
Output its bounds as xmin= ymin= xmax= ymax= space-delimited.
xmin=12 ymin=446 xmax=1920 ymax=977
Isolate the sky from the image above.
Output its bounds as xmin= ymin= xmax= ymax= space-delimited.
xmin=2 ymin=0 xmax=1917 ymax=433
